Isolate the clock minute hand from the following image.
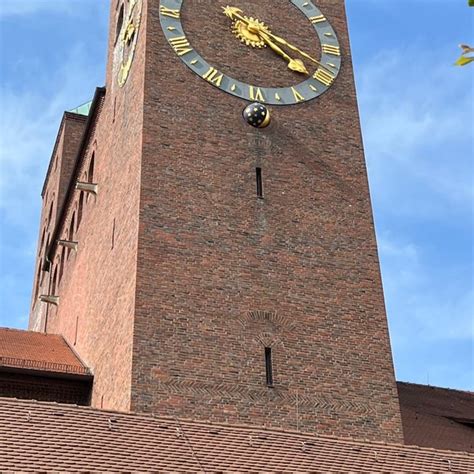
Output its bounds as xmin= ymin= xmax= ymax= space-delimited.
xmin=262 ymin=30 xmax=334 ymax=74
xmin=258 ymin=31 xmax=309 ymax=74
xmin=223 ymin=7 xmax=308 ymax=74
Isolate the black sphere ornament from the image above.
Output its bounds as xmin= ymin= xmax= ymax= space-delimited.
xmin=243 ymin=102 xmax=271 ymax=129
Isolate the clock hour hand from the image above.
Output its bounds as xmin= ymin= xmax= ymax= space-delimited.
xmin=222 ymin=6 xmax=333 ymax=75
xmin=263 ymin=30 xmax=333 ymax=74
xmin=258 ymin=31 xmax=308 ymax=74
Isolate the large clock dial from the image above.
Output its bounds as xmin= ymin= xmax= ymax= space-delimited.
xmin=116 ymin=0 xmax=143 ymax=87
xmin=159 ymin=0 xmax=341 ymax=106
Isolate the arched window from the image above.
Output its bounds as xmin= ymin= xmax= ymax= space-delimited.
xmin=88 ymin=153 xmax=95 ymax=183
xmin=78 ymin=191 xmax=84 ymax=228
xmin=52 ymin=266 xmax=58 ymax=295
xmin=48 ymin=200 xmax=54 ymax=226
xmin=68 ymin=212 xmax=76 ymax=258
xmin=86 ymin=154 xmax=95 ymax=203
xmin=59 ymin=247 xmax=65 ymax=283
xmin=40 ymin=227 xmax=46 ymax=254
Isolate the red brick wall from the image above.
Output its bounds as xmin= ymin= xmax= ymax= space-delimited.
xmin=29 ymin=113 xmax=86 ymax=332
xmin=56 ymin=114 xmax=88 ymax=221
xmin=0 ymin=371 xmax=91 ymax=406
xmin=28 ymin=0 xmax=146 ymax=412
xmin=130 ymin=0 xmax=403 ymax=442
xmin=29 ymin=0 xmax=403 ymax=442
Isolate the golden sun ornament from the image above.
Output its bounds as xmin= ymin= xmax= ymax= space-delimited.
xmin=161 ymin=3 xmax=342 ymax=105
xmin=232 ymin=17 xmax=269 ymax=48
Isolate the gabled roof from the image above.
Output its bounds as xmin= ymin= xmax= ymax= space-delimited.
xmin=398 ymin=381 xmax=474 ymax=453
xmin=1 ymin=397 xmax=473 ymax=472
xmin=0 ymin=328 xmax=90 ymax=376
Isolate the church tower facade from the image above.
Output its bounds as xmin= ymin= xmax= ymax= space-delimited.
xmin=30 ymin=0 xmax=403 ymax=442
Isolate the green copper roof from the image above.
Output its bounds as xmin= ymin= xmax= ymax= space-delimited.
xmin=68 ymin=101 xmax=92 ymax=116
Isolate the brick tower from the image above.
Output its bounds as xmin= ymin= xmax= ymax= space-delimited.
xmin=29 ymin=0 xmax=403 ymax=442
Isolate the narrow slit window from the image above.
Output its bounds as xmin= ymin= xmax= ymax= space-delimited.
xmin=88 ymin=153 xmax=95 ymax=184
xmin=48 ymin=200 xmax=54 ymax=225
xmin=256 ymin=167 xmax=263 ymax=198
xmin=78 ymin=191 xmax=84 ymax=228
xmin=265 ymin=347 xmax=273 ymax=386
xmin=51 ymin=267 xmax=58 ymax=295
xmin=111 ymin=218 xmax=116 ymax=250
xmin=68 ymin=212 xmax=76 ymax=258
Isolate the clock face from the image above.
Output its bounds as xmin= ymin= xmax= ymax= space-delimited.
xmin=116 ymin=0 xmax=143 ymax=87
xmin=159 ymin=0 xmax=341 ymax=105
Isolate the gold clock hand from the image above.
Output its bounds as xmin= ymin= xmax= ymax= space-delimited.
xmin=258 ymin=31 xmax=308 ymax=74
xmin=222 ymin=6 xmax=334 ymax=75
xmin=223 ymin=7 xmax=308 ymax=74
xmin=261 ymin=30 xmax=333 ymax=74
xmin=222 ymin=6 xmax=245 ymax=22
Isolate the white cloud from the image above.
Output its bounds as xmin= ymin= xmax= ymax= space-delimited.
xmin=357 ymin=47 xmax=474 ymax=219
xmin=0 ymin=44 xmax=98 ymax=229
xmin=378 ymin=232 xmax=473 ymax=389
xmin=0 ymin=40 xmax=103 ymax=329
xmin=356 ymin=41 xmax=473 ymax=389
xmin=379 ymin=233 xmax=473 ymax=341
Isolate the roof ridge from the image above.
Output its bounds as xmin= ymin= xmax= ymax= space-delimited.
xmin=1 ymin=397 xmax=472 ymax=458
xmin=397 ymin=380 xmax=474 ymax=395
xmin=0 ymin=327 xmax=62 ymax=337
xmin=0 ymin=356 xmax=89 ymax=376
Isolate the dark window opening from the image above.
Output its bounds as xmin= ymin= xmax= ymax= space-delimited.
xmin=115 ymin=4 xmax=124 ymax=44
xmin=88 ymin=153 xmax=95 ymax=183
xmin=68 ymin=212 xmax=76 ymax=258
xmin=113 ymin=97 xmax=117 ymax=123
xmin=59 ymin=247 xmax=65 ymax=283
xmin=87 ymin=154 xmax=95 ymax=203
xmin=265 ymin=347 xmax=273 ymax=387
xmin=48 ymin=201 xmax=54 ymax=225
xmin=112 ymin=218 xmax=116 ymax=250
xmin=40 ymin=227 xmax=46 ymax=253
xmin=52 ymin=267 xmax=58 ymax=295
xmin=78 ymin=191 xmax=84 ymax=228
xmin=256 ymin=167 xmax=263 ymax=198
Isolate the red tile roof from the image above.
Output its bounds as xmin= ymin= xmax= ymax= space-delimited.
xmin=0 ymin=328 xmax=89 ymax=376
xmin=398 ymin=381 xmax=474 ymax=453
xmin=1 ymin=397 xmax=473 ymax=472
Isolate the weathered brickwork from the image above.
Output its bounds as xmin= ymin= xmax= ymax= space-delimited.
xmin=0 ymin=371 xmax=91 ymax=406
xmin=29 ymin=113 xmax=86 ymax=332
xmin=29 ymin=0 xmax=403 ymax=443
xmin=130 ymin=0 xmax=403 ymax=443
xmin=28 ymin=0 xmax=147 ymax=412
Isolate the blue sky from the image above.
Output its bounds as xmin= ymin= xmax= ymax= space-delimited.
xmin=0 ymin=1 xmax=472 ymax=391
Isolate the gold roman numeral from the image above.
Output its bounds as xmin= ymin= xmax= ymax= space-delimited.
xmin=160 ymin=6 xmax=180 ymax=18
xmin=291 ymin=87 xmax=305 ymax=103
xmin=249 ymin=86 xmax=265 ymax=102
xmin=169 ymin=36 xmax=193 ymax=56
xmin=322 ymin=44 xmax=341 ymax=56
xmin=203 ymin=67 xmax=224 ymax=87
xmin=310 ymin=15 xmax=326 ymax=24
xmin=313 ymin=68 xmax=335 ymax=87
